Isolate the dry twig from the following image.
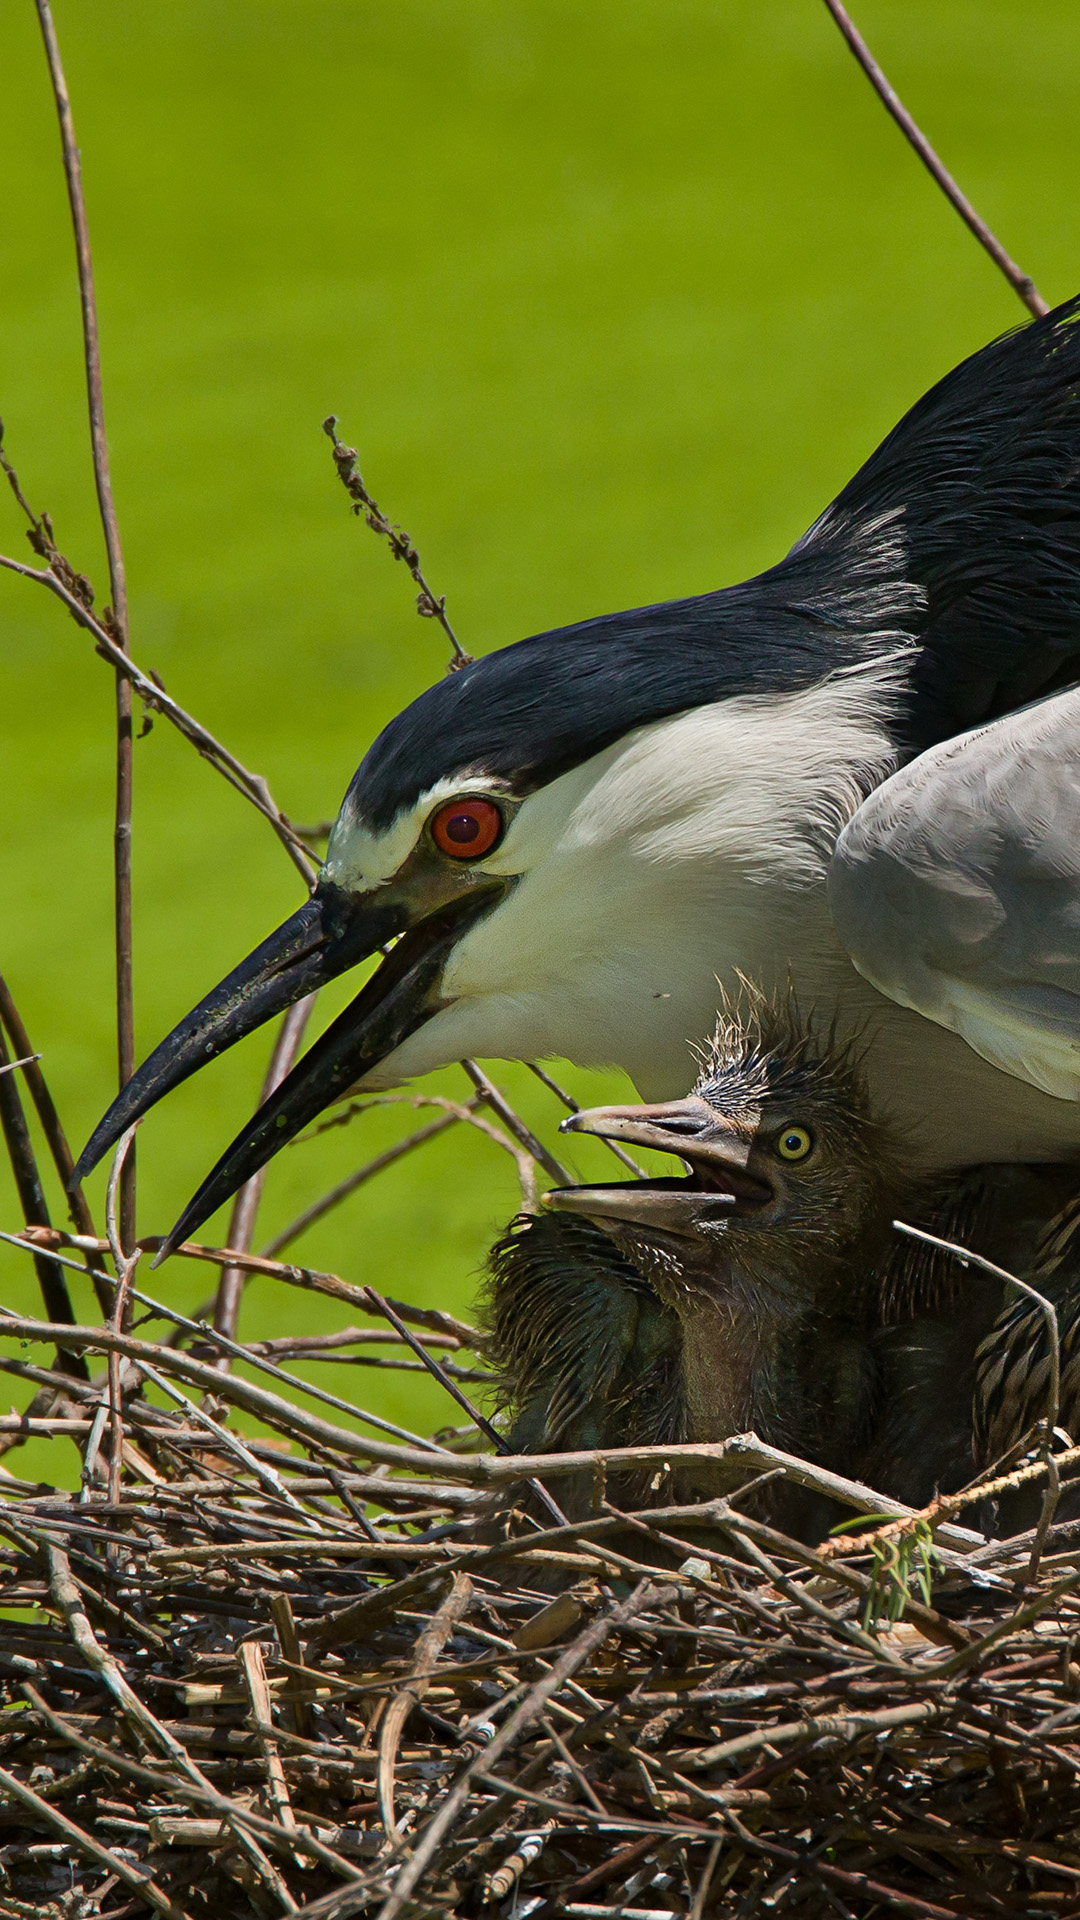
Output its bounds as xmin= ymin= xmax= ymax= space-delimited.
xmin=323 ymin=416 xmax=472 ymax=670
xmin=34 ymin=0 xmax=138 ymax=1249
xmin=0 ymin=970 xmax=113 ymax=1315
xmin=215 ymin=997 xmax=318 ymax=1345
xmin=821 ymin=0 xmax=1049 ymax=317
xmin=0 ymin=1020 xmax=87 ymax=1380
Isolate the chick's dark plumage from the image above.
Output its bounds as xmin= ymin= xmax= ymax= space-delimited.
xmin=483 ymin=992 xmax=1080 ymax=1538
xmin=483 ymin=1212 xmax=683 ymax=1456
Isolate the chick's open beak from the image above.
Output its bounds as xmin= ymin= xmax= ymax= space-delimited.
xmin=74 ymin=879 xmax=503 ymax=1261
xmin=543 ymin=1096 xmax=770 ymax=1235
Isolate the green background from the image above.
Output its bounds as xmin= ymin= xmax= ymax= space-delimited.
xmin=1 ymin=0 xmax=1076 ymax=1474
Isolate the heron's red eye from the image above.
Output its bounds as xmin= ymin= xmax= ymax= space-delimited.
xmin=430 ymin=797 xmax=503 ymax=860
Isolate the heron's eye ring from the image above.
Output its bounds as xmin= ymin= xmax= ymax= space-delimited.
xmin=776 ymin=1127 xmax=813 ymax=1162
xmin=430 ymin=797 xmax=503 ymax=860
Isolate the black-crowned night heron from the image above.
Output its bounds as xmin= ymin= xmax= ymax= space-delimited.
xmin=76 ymin=298 xmax=1080 ymax=1254
xmin=490 ymin=993 xmax=1077 ymax=1523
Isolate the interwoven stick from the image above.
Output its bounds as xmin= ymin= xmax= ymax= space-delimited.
xmin=241 ymin=1639 xmax=300 ymax=1845
xmin=21 ymin=1684 xmax=365 ymax=1886
xmin=0 ymin=1312 xmax=994 ymax=1539
xmin=364 ymin=1580 xmax=678 ymax=1920
xmin=45 ymin=1541 xmax=299 ymax=1911
xmin=378 ymin=1570 xmax=473 ymax=1840
xmin=5 ymin=1239 xmax=448 ymax=1454
xmin=0 ymin=1759 xmax=193 ymax=1920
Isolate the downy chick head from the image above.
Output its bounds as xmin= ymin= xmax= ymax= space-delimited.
xmin=537 ymin=989 xmax=908 ymax=1476
xmin=545 ymin=988 xmax=911 ymax=1313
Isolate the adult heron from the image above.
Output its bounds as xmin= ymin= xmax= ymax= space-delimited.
xmin=76 ymin=298 xmax=1080 ymax=1253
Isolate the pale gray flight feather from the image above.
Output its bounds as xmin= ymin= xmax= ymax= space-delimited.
xmin=828 ymin=688 xmax=1080 ymax=1100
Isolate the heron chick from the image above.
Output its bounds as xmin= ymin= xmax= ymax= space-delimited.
xmin=485 ymin=993 xmax=1074 ymax=1529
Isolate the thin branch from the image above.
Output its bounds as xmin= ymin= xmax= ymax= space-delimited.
xmin=34 ymin=0 xmax=138 ymax=1251
xmin=528 ymin=1060 xmax=647 ymax=1177
xmin=893 ymin=1219 xmax=1061 ymax=1450
xmin=272 ymin=1090 xmax=540 ymax=1255
xmin=690 ymin=1837 xmax=724 ymax=1920
xmin=25 ymin=1220 xmax=483 ymax=1344
xmin=323 ymin=415 xmax=473 ymax=671
xmin=263 ymin=1101 xmax=478 ymax=1257
xmin=0 ymin=969 xmax=113 ymax=1316
xmin=104 ymin=1125 xmax=139 ymax=1503
xmin=462 ymin=1059 xmax=572 ymax=1187
xmin=0 ymin=428 xmax=43 ymax=527
xmin=214 ymin=995 xmax=317 ymax=1346
xmin=894 ymin=1217 xmax=1063 ymax=1581
xmin=419 ymin=1093 xmax=541 ymax=1209
xmin=821 ymin=0 xmax=1049 ymax=317
xmin=358 ymin=1282 xmax=567 ymax=1527
xmin=0 ymin=1021 xmax=88 ymax=1381
xmin=249 ymin=1327 xmax=465 ymax=1354
xmin=378 ymin=1571 xmax=473 ymax=1842
xmin=32 ymin=1 xmax=128 ymax=637
xmin=240 ymin=1639 xmax=300 ymax=1845
xmin=0 ymin=550 xmax=316 ymax=883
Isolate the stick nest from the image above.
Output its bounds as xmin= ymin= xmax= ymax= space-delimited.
xmin=1 ymin=1356 xmax=1080 ymax=1920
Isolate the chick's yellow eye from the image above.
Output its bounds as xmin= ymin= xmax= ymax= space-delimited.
xmin=776 ymin=1127 xmax=813 ymax=1162
xmin=430 ymin=797 xmax=503 ymax=860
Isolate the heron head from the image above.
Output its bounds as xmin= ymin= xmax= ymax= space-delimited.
xmin=73 ymin=578 xmax=894 ymax=1258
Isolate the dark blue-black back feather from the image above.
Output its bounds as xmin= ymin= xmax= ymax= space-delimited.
xmin=349 ymin=297 xmax=1080 ymax=832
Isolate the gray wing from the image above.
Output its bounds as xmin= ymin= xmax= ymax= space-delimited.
xmin=828 ymin=687 xmax=1080 ymax=1100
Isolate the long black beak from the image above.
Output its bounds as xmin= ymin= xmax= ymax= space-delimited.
xmin=73 ymin=883 xmax=402 ymax=1188
xmin=75 ymin=882 xmax=502 ymax=1258
xmin=153 ymin=894 xmax=491 ymax=1261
